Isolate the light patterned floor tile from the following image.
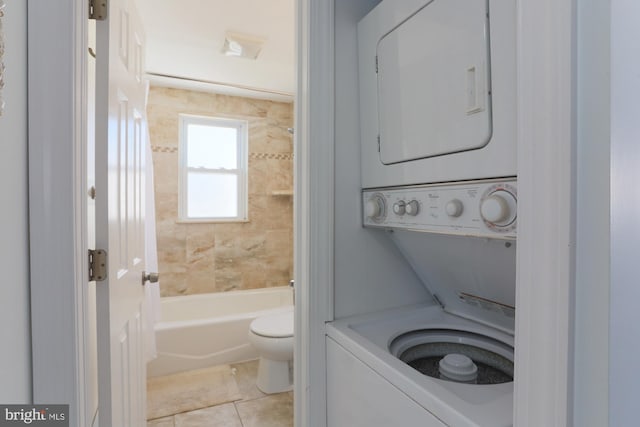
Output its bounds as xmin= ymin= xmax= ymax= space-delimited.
xmin=147 ymin=416 xmax=174 ymax=427
xmin=174 ymin=403 xmax=242 ymax=427
xmin=235 ymin=392 xmax=293 ymax=427
xmin=230 ymin=360 xmax=267 ymax=402
xmin=147 ymin=364 xmax=241 ymax=419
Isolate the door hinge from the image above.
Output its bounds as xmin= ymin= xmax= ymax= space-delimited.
xmin=377 ymin=135 xmax=381 ymax=152
xmin=375 ymin=56 xmax=379 ymax=74
xmin=89 ymin=249 xmax=108 ymax=282
xmin=89 ymin=0 xmax=107 ymax=21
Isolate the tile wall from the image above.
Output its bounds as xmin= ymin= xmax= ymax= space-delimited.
xmin=147 ymin=87 xmax=294 ymax=297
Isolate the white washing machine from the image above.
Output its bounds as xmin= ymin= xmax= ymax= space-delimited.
xmin=358 ymin=0 xmax=516 ymax=188
xmin=336 ymin=1 xmax=519 ymax=424
xmin=327 ymin=180 xmax=517 ymax=426
xmin=327 ymin=304 xmax=514 ymax=427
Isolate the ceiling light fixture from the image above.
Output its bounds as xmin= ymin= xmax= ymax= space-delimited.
xmin=222 ymin=31 xmax=266 ymax=60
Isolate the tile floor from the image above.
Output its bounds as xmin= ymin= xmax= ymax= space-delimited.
xmin=147 ymin=360 xmax=293 ymax=427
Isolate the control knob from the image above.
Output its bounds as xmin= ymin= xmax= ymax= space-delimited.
xmin=480 ymin=190 xmax=517 ymax=226
xmin=365 ymin=194 xmax=386 ymax=222
xmin=405 ymin=200 xmax=420 ymax=216
xmin=445 ymin=199 xmax=464 ymax=217
xmin=393 ymin=201 xmax=406 ymax=215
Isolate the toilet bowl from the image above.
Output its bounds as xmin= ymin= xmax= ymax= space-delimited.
xmin=248 ymin=308 xmax=294 ymax=393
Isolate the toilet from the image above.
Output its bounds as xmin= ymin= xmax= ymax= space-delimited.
xmin=248 ymin=307 xmax=294 ymax=393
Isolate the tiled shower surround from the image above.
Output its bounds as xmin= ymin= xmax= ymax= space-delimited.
xmin=147 ymin=87 xmax=293 ymax=297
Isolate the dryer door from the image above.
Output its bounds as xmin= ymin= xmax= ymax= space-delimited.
xmin=377 ymin=0 xmax=492 ymax=165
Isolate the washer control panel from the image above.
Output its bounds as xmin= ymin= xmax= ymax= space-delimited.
xmin=363 ymin=179 xmax=517 ymax=239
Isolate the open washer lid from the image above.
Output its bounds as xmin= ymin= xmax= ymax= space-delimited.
xmin=389 ymin=230 xmax=516 ymax=335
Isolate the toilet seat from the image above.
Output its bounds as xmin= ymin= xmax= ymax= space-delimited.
xmin=250 ymin=311 xmax=294 ymax=338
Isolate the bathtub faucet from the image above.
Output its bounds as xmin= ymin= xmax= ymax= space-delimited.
xmin=289 ymin=280 xmax=295 ymax=304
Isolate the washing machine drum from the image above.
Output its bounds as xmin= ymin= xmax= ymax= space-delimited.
xmin=389 ymin=329 xmax=514 ymax=385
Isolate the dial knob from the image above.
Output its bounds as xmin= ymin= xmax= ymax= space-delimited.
xmin=393 ymin=201 xmax=406 ymax=215
xmin=445 ymin=199 xmax=464 ymax=217
xmin=480 ymin=190 xmax=517 ymax=226
xmin=365 ymin=199 xmax=381 ymax=218
xmin=365 ymin=194 xmax=386 ymax=222
xmin=405 ymin=200 xmax=420 ymax=216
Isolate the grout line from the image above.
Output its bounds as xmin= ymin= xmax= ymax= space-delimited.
xmin=233 ymin=401 xmax=246 ymax=427
xmin=146 ymin=415 xmax=176 ymax=427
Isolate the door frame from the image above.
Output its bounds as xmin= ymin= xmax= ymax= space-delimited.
xmin=28 ymin=2 xmax=577 ymax=427
xmin=27 ymin=0 xmax=91 ymax=426
xmin=294 ymin=0 xmax=334 ymax=426
xmin=513 ymin=0 xmax=576 ymax=424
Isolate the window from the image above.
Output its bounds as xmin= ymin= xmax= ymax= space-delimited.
xmin=179 ymin=115 xmax=248 ymax=221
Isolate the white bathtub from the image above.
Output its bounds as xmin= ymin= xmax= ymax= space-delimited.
xmin=147 ymin=286 xmax=293 ymax=377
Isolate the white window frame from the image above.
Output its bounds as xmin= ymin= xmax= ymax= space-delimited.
xmin=178 ymin=114 xmax=248 ymax=222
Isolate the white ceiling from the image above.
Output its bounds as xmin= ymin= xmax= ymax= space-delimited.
xmin=135 ymin=0 xmax=295 ymax=102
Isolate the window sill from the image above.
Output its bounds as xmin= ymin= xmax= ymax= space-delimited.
xmin=175 ymin=219 xmax=250 ymax=224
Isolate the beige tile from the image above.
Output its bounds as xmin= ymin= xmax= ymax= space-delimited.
xmin=159 ymin=272 xmax=188 ymax=297
xmin=246 ymin=195 xmax=270 ymax=230
xmin=248 ymin=121 xmax=269 ymax=153
xmin=148 ymin=85 xmax=295 ymax=296
xmin=216 ymin=94 xmax=269 ymax=118
xmin=154 ymin=193 xmax=179 ymax=222
xmin=151 ymin=152 xmax=179 ymax=195
xmin=149 ymin=86 xmax=190 ymax=110
xmin=263 ymin=159 xmax=293 ymax=194
xmin=148 ymin=113 xmax=180 ymax=147
xmin=265 ymin=252 xmax=293 ymax=286
xmin=186 ymin=271 xmax=216 ymax=295
xmin=265 ymin=229 xmax=292 ymax=251
xmin=185 ymin=90 xmax=217 ymax=112
xmin=264 ymin=196 xmax=294 ymax=230
xmin=174 ymin=403 xmax=242 ymax=427
xmin=157 ymin=249 xmax=185 ymax=278
xmin=147 ymin=365 xmax=242 ymax=420
xmin=266 ymin=128 xmax=294 ymax=153
xmin=186 ymin=243 xmax=216 ymax=266
xmin=238 ymin=233 xmax=267 ymax=256
xmin=157 ymin=222 xmax=188 ymax=297
xmin=242 ymin=269 xmax=267 ymax=290
xmin=248 ymin=119 xmax=293 ymax=154
xmin=184 ymin=228 xmax=216 ymax=294
xmin=156 ymin=252 xmax=184 ymax=291
xmin=149 ymin=132 xmax=178 ymax=150
xmin=248 ymin=158 xmax=270 ymax=196
xmin=157 ymin=244 xmax=187 ymax=269
xmin=214 ymin=231 xmax=266 ymax=260
xmin=266 ymin=101 xmax=294 ymax=122
xmin=147 ymin=416 xmax=174 ymax=427
xmin=230 ymin=360 xmax=267 ymax=402
xmin=235 ymin=392 xmax=294 ymax=427
xmin=265 ymin=270 xmax=292 ymax=289
xmin=214 ymin=267 xmax=243 ymax=292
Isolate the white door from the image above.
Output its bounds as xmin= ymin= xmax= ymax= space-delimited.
xmin=95 ymin=0 xmax=148 ymax=425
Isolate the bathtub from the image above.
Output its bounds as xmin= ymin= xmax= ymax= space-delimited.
xmin=147 ymin=286 xmax=293 ymax=377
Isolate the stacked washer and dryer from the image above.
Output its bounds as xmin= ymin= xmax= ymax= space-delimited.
xmin=326 ymin=0 xmax=518 ymax=426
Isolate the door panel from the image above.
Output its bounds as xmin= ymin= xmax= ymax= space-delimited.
xmin=327 ymin=338 xmax=446 ymax=426
xmin=377 ymin=0 xmax=491 ymax=165
xmin=95 ymin=0 xmax=148 ymax=424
